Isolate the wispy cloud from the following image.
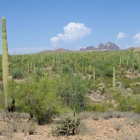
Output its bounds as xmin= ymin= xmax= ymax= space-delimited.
xmin=50 ymin=22 xmax=92 ymax=46
xmin=133 ymin=33 xmax=140 ymax=44
xmin=116 ymin=32 xmax=127 ymax=40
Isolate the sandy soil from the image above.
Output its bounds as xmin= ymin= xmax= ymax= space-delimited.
xmin=0 ymin=114 xmax=140 ymax=140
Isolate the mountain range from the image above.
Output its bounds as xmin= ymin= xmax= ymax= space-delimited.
xmin=40 ymin=42 xmax=140 ymax=53
xmin=80 ymin=41 xmax=120 ymax=51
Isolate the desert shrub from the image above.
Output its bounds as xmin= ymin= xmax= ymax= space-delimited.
xmin=95 ymin=68 xmax=102 ymax=77
xmin=114 ymin=93 xmax=136 ymax=111
xmin=34 ymin=67 xmax=43 ymax=77
xmin=134 ymin=63 xmax=139 ymax=70
xmin=59 ymin=74 xmax=90 ymax=112
xmin=96 ymin=63 xmax=106 ymax=70
xmin=52 ymin=116 xmax=80 ymax=136
xmin=120 ymin=77 xmax=132 ymax=89
xmin=9 ymin=75 xmax=69 ymax=125
xmin=52 ymin=65 xmax=58 ymax=72
xmin=104 ymin=67 xmax=113 ymax=77
xmin=134 ymin=102 xmax=140 ymax=114
xmin=62 ymin=65 xmax=71 ymax=74
xmin=0 ymin=93 xmax=5 ymax=111
xmin=0 ymin=82 xmax=3 ymax=92
xmin=89 ymin=104 xmax=106 ymax=112
xmin=11 ymin=68 xmax=24 ymax=79
xmin=0 ymin=71 xmax=2 ymax=81
xmin=69 ymin=62 xmax=75 ymax=71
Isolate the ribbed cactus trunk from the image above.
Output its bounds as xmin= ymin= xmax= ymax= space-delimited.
xmin=113 ymin=66 xmax=115 ymax=90
xmin=1 ymin=17 xmax=9 ymax=110
xmin=93 ymin=66 xmax=95 ymax=87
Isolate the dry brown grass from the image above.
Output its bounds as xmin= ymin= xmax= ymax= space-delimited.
xmin=0 ymin=111 xmax=140 ymax=140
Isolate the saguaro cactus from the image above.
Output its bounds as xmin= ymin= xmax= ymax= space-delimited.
xmin=93 ymin=66 xmax=96 ymax=87
xmin=1 ymin=17 xmax=9 ymax=110
xmin=113 ymin=65 xmax=115 ymax=90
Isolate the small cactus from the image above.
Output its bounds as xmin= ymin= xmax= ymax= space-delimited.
xmin=53 ymin=116 xmax=80 ymax=136
xmin=97 ymin=83 xmax=106 ymax=94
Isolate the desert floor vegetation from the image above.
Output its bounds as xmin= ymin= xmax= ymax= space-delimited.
xmin=1 ymin=49 xmax=140 ymax=139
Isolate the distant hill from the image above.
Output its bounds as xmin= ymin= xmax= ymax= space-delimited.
xmin=124 ymin=46 xmax=140 ymax=51
xmin=40 ymin=48 xmax=72 ymax=53
xmin=40 ymin=42 xmax=120 ymax=54
xmin=133 ymin=46 xmax=140 ymax=51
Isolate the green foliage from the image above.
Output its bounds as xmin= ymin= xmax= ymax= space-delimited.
xmin=88 ymin=103 xmax=106 ymax=112
xmin=52 ymin=65 xmax=58 ymax=72
xmin=59 ymin=74 xmax=90 ymax=112
xmin=134 ymin=102 xmax=140 ymax=113
xmin=8 ymin=75 xmax=69 ymax=125
xmin=0 ymin=69 xmax=2 ymax=81
xmin=0 ymin=93 xmax=5 ymax=111
xmin=134 ymin=63 xmax=139 ymax=70
xmin=34 ymin=67 xmax=43 ymax=77
xmin=62 ymin=65 xmax=71 ymax=74
xmin=53 ymin=116 xmax=80 ymax=136
xmin=104 ymin=67 xmax=113 ymax=77
xmin=11 ymin=68 xmax=24 ymax=79
xmin=95 ymin=68 xmax=102 ymax=77
xmin=1 ymin=48 xmax=140 ymax=116
xmin=113 ymin=91 xmax=137 ymax=112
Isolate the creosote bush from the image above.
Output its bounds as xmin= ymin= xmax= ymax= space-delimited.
xmin=11 ymin=68 xmax=24 ymax=79
xmin=34 ymin=67 xmax=43 ymax=77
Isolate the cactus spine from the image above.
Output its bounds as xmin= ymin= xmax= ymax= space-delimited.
xmin=113 ymin=65 xmax=115 ymax=90
xmin=1 ymin=17 xmax=9 ymax=109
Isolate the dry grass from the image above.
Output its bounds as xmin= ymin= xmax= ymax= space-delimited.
xmin=0 ymin=111 xmax=140 ymax=140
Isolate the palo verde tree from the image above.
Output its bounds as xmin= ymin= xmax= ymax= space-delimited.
xmin=1 ymin=17 xmax=9 ymax=110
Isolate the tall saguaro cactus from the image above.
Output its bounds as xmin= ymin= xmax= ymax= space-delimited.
xmin=1 ymin=17 xmax=9 ymax=110
xmin=113 ymin=65 xmax=115 ymax=90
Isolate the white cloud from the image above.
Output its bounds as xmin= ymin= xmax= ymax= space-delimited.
xmin=50 ymin=22 xmax=92 ymax=46
xmin=133 ymin=33 xmax=140 ymax=44
xmin=117 ymin=32 xmax=127 ymax=40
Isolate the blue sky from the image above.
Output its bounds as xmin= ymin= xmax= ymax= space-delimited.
xmin=0 ymin=0 xmax=140 ymax=54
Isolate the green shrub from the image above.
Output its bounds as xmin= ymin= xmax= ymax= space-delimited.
xmin=62 ymin=65 xmax=71 ymax=74
xmin=134 ymin=63 xmax=139 ymax=70
xmin=134 ymin=102 xmax=140 ymax=113
xmin=52 ymin=65 xmax=58 ymax=72
xmin=104 ymin=68 xmax=113 ymax=77
xmin=114 ymin=93 xmax=136 ymax=111
xmin=0 ymin=93 xmax=5 ymax=111
xmin=34 ymin=67 xmax=43 ymax=77
xmin=59 ymin=74 xmax=90 ymax=112
xmin=11 ymin=68 xmax=24 ymax=79
xmin=9 ymin=75 xmax=69 ymax=125
xmin=95 ymin=68 xmax=102 ymax=77
xmin=0 ymin=71 xmax=2 ymax=81
xmin=89 ymin=104 xmax=106 ymax=112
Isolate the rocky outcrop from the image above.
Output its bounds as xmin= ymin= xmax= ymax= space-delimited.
xmin=98 ymin=42 xmax=120 ymax=50
xmin=98 ymin=43 xmax=105 ymax=50
xmin=80 ymin=46 xmax=97 ymax=51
